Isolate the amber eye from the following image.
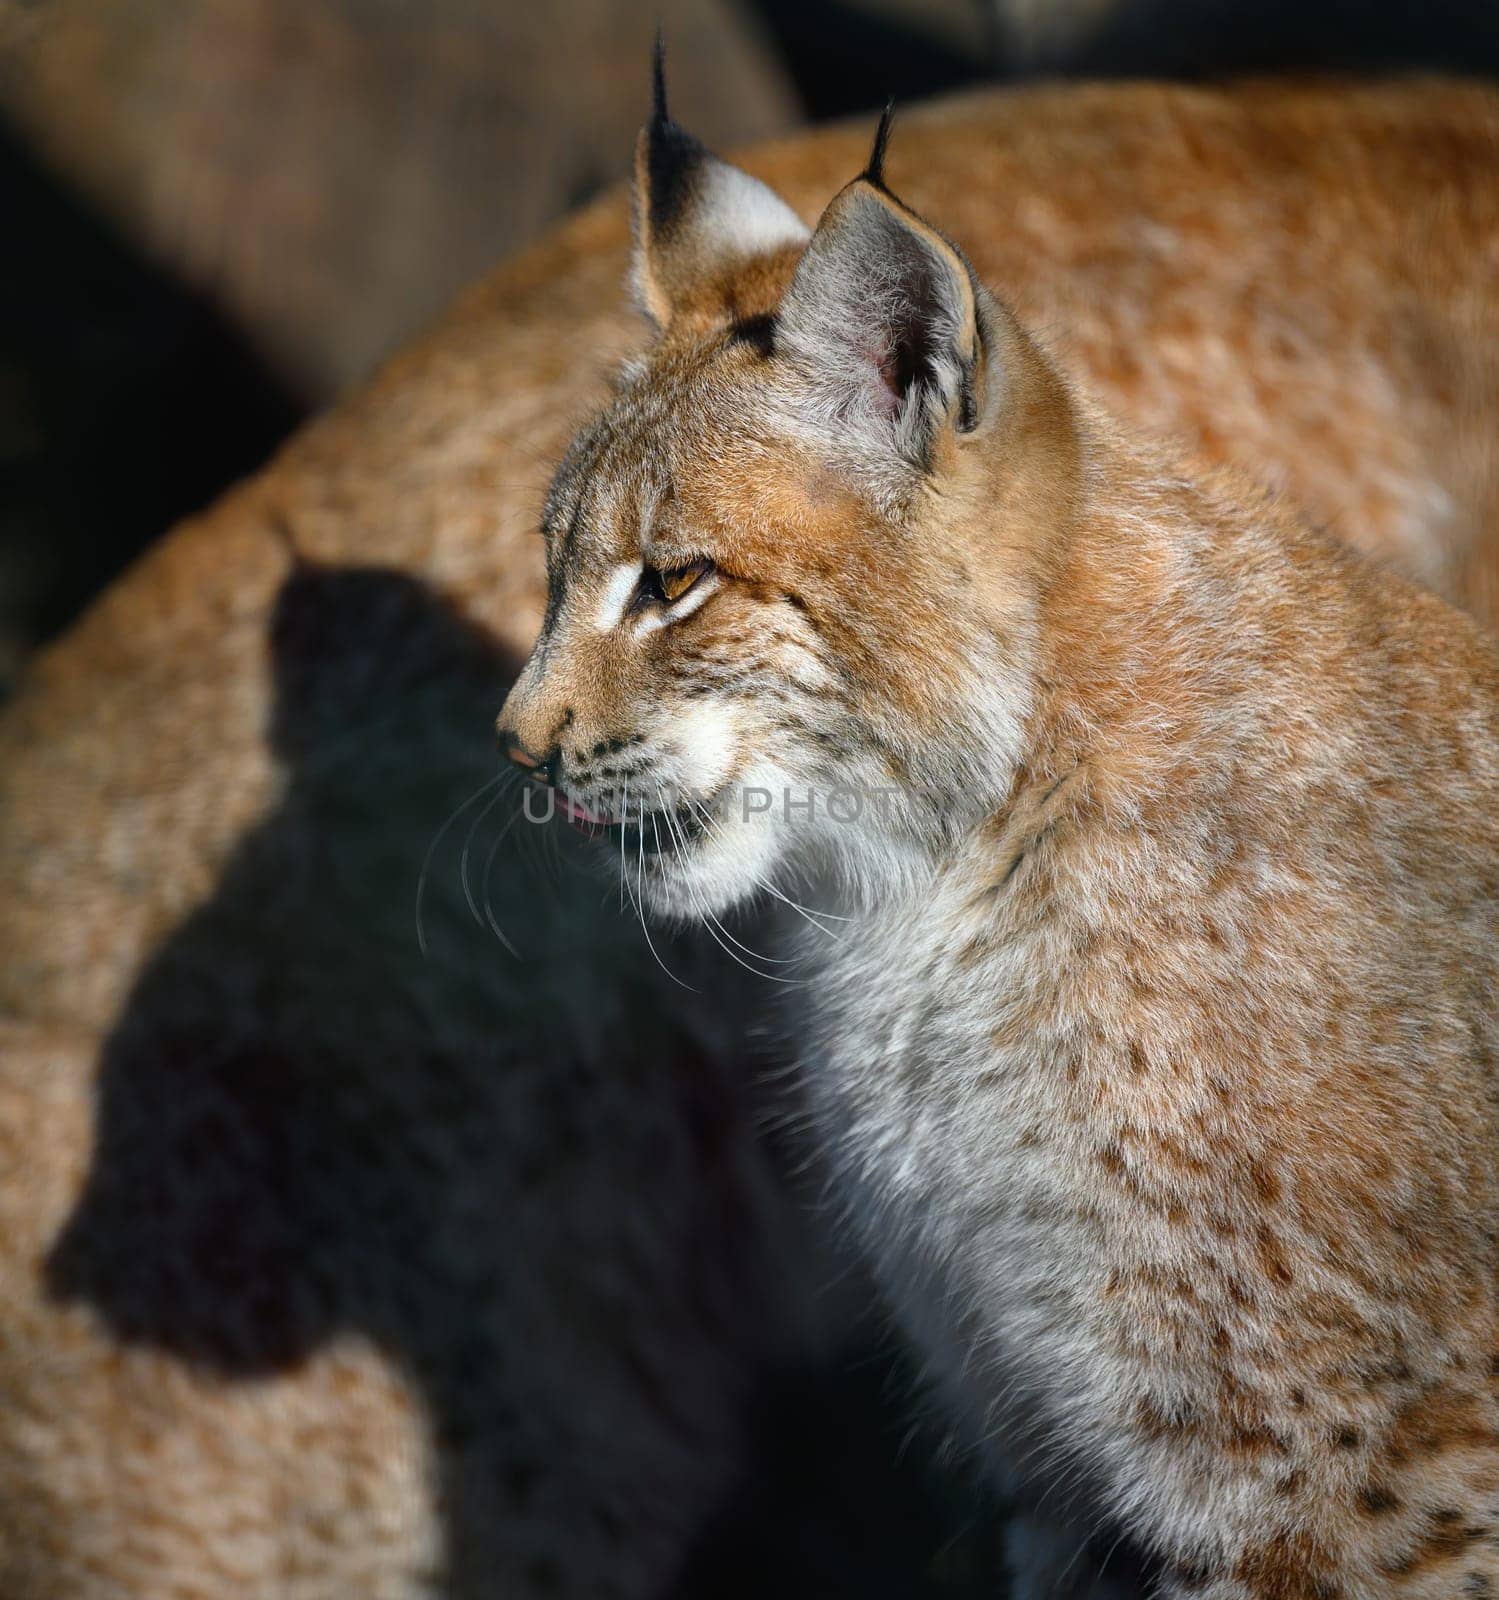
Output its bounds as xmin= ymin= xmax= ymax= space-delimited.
xmin=650 ymin=558 xmax=713 ymax=606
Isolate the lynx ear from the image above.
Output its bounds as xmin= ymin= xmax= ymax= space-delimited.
xmin=632 ymin=46 xmax=809 ymax=328
xmin=777 ymin=110 xmax=988 ymax=470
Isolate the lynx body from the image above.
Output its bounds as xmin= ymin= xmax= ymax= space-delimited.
xmin=500 ymin=87 xmax=1499 ymax=1595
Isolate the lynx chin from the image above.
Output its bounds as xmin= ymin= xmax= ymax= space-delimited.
xmin=498 ymin=69 xmax=1499 ymax=1599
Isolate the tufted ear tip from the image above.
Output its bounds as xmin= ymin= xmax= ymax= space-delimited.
xmin=863 ymin=99 xmax=896 ymax=190
xmin=630 ymin=46 xmax=810 ymax=330
xmin=651 ymin=27 xmax=665 ymax=121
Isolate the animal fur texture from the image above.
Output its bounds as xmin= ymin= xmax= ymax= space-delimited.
xmin=498 ymin=85 xmax=1499 ymax=1596
xmin=3 ymin=74 xmax=1499 ymax=1598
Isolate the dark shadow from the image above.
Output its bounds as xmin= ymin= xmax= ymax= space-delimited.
xmin=0 ymin=113 xmax=302 ymax=693
xmin=1046 ymin=0 xmax=1499 ymax=80
xmin=745 ymin=0 xmax=1499 ymax=125
xmin=43 ymin=556 xmax=1020 ymax=1595
xmin=669 ymin=1361 xmax=1009 ymax=1599
xmin=746 ymin=0 xmax=995 ymax=121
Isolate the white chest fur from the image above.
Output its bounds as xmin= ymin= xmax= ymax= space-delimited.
xmin=804 ymin=862 xmax=1120 ymax=1486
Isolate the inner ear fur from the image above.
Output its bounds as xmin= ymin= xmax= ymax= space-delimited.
xmin=631 ymin=65 xmax=809 ymax=330
xmin=777 ymin=176 xmax=990 ymax=467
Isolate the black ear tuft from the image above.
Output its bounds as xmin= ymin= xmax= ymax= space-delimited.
xmin=863 ymin=100 xmax=896 ymax=190
xmin=632 ymin=38 xmax=810 ymax=327
xmin=644 ymin=33 xmax=709 ymax=236
xmin=652 ymin=27 xmax=669 ymax=127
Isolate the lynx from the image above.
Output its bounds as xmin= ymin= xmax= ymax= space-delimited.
xmin=498 ymin=84 xmax=1499 ymax=1596
xmin=3 ymin=71 xmax=1499 ymax=1600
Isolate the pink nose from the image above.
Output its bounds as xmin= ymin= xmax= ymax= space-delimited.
xmin=502 ymin=734 xmax=548 ymax=777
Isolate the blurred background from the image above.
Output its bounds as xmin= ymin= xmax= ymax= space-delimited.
xmin=2 ymin=0 xmax=1498 ymax=699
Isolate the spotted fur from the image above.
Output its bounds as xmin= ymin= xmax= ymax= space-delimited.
xmin=500 ymin=98 xmax=1499 ymax=1597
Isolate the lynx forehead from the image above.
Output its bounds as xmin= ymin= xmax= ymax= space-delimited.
xmin=502 ymin=69 xmax=1499 ymax=1600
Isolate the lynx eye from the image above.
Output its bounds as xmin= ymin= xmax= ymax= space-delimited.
xmin=647 ymin=558 xmax=713 ymax=606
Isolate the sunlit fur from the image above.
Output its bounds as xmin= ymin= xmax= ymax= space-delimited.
xmin=500 ymin=107 xmax=1499 ymax=1599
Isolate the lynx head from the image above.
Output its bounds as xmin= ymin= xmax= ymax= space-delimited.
xmin=498 ymin=72 xmax=1084 ymax=920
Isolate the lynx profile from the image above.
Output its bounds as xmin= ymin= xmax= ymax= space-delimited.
xmin=500 ymin=86 xmax=1499 ymax=1596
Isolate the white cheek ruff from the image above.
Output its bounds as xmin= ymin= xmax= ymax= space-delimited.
xmin=594 ymin=562 xmax=642 ymax=632
xmin=670 ymin=699 xmax=738 ymax=792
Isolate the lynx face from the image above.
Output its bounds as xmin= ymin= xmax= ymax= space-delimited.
xmin=499 ymin=105 xmax=1080 ymax=919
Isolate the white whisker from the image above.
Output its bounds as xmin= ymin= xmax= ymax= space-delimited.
xmin=633 ymin=788 xmax=695 ymax=991
xmin=618 ymin=779 xmax=631 ymax=915
xmin=459 ymin=776 xmax=515 ymax=926
xmin=478 ymin=803 xmax=526 ymax=958
xmin=657 ymin=792 xmax=806 ymax=986
xmin=684 ymin=794 xmax=844 ymax=942
xmin=415 ymin=771 xmax=507 ymax=957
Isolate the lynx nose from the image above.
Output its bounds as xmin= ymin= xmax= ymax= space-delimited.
xmin=502 ymin=734 xmax=556 ymax=785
